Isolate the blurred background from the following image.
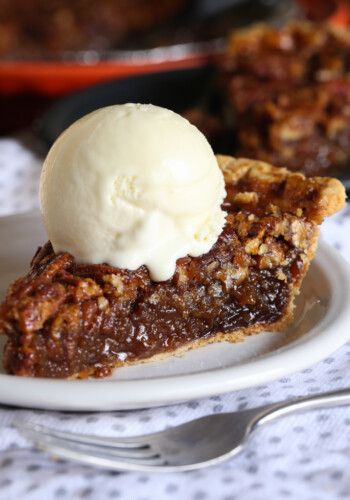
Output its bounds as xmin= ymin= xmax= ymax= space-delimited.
xmin=1 ymin=0 xmax=350 ymax=181
xmin=0 ymin=0 xmax=295 ymax=134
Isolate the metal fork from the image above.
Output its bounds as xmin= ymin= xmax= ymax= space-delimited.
xmin=13 ymin=387 xmax=350 ymax=472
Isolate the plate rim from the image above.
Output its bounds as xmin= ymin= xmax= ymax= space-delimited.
xmin=1 ymin=211 xmax=350 ymax=411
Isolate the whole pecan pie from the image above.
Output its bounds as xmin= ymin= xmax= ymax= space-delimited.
xmin=0 ymin=155 xmax=345 ymax=378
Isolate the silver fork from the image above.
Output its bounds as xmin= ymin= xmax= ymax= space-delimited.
xmin=13 ymin=387 xmax=350 ymax=472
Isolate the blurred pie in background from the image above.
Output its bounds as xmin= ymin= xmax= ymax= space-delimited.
xmin=222 ymin=21 xmax=350 ymax=177
xmin=3 ymin=0 xmax=350 ymax=183
xmin=0 ymin=0 xmax=191 ymax=57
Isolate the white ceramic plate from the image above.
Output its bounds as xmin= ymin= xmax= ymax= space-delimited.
xmin=1 ymin=211 xmax=350 ymax=411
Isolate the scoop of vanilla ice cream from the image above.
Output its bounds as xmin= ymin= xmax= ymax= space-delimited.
xmin=40 ymin=104 xmax=227 ymax=281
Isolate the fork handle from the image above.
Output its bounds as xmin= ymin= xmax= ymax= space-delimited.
xmin=253 ymin=387 xmax=350 ymax=429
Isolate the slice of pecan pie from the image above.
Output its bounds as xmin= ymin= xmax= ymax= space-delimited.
xmin=0 ymin=156 xmax=345 ymax=378
xmin=221 ymin=21 xmax=350 ymax=177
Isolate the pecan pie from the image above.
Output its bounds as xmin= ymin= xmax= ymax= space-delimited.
xmin=222 ymin=21 xmax=350 ymax=177
xmin=0 ymin=156 xmax=345 ymax=378
xmin=0 ymin=0 xmax=190 ymax=56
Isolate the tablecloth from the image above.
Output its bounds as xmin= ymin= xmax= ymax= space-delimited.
xmin=0 ymin=137 xmax=350 ymax=500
